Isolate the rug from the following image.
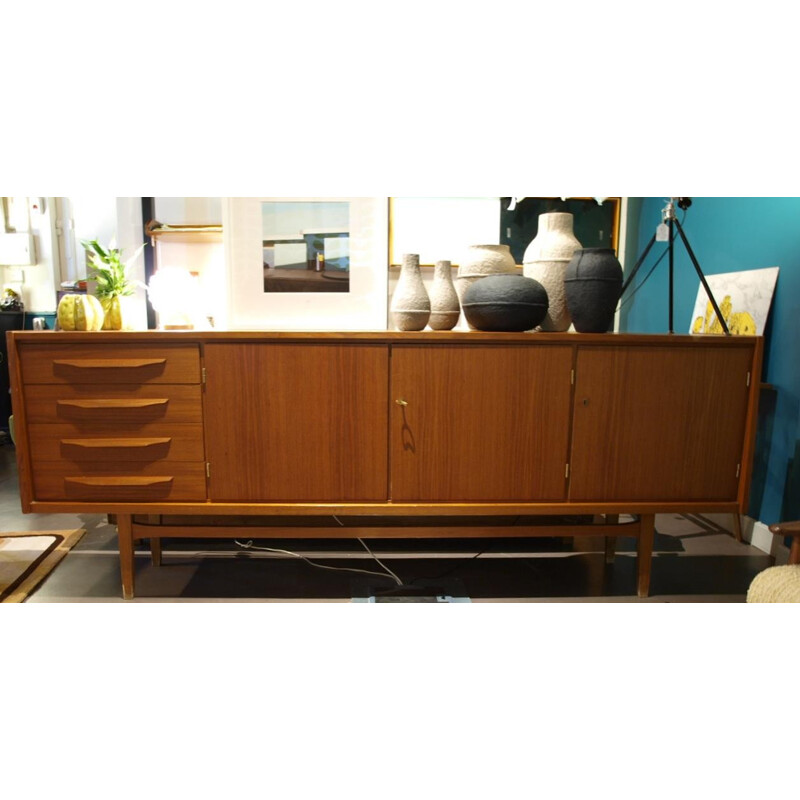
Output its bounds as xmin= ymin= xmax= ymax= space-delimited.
xmin=0 ymin=529 xmax=85 ymax=603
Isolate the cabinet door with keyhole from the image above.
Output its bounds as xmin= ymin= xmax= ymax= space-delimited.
xmin=204 ymin=344 xmax=389 ymax=502
xmin=391 ymin=345 xmax=573 ymax=502
xmin=569 ymin=345 xmax=753 ymax=502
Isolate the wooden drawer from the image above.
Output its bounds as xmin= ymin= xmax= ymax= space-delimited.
xmin=32 ymin=462 xmax=208 ymax=502
xmin=23 ymin=384 xmax=203 ymax=425
xmin=19 ymin=343 xmax=201 ymax=385
xmin=28 ymin=424 xmax=205 ymax=463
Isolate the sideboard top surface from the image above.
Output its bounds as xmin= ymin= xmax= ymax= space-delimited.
xmin=7 ymin=330 xmax=762 ymax=348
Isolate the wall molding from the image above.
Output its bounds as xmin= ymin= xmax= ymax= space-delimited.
xmin=695 ymin=513 xmax=790 ymax=565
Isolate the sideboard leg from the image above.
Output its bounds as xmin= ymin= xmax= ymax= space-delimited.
xmin=117 ymin=514 xmax=136 ymax=600
xmin=637 ymin=514 xmax=655 ymax=598
xmin=732 ymin=513 xmax=743 ymax=543
xmin=605 ymin=514 xmax=619 ymax=563
xmin=146 ymin=515 xmax=162 ymax=566
xmin=150 ymin=538 xmax=162 ymax=567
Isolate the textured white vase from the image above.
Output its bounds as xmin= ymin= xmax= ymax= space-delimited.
xmin=523 ymin=212 xmax=582 ymax=332
xmin=391 ymin=253 xmax=431 ymax=331
xmin=428 ymin=260 xmax=460 ymax=331
xmin=455 ymin=244 xmax=517 ymax=328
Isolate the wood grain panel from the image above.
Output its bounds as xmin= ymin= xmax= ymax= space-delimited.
xmin=391 ymin=345 xmax=573 ymax=501
xmin=32 ymin=462 xmax=207 ymax=501
xmin=19 ymin=343 xmax=201 ymax=384
xmin=204 ymin=344 xmax=389 ymax=502
xmin=28 ymin=424 xmax=205 ymax=463
xmin=23 ymin=384 xmax=203 ymax=425
xmin=569 ymin=345 xmax=753 ymax=501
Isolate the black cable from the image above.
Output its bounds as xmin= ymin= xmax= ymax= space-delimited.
xmin=410 ymin=551 xmax=486 ymax=584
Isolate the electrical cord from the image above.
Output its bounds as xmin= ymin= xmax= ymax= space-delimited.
xmin=410 ymin=551 xmax=485 ymax=583
xmin=355 ymin=537 xmax=404 ymax=586
xmin=234 ymin=540 xmax=403 ymax=584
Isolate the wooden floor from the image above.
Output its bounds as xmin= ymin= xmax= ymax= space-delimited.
xmin=0 ymin=443 xmax=774 ymax=602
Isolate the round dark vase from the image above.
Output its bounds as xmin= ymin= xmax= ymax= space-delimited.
xmin=461 ymin=274 xmax=549 ymax=332
xmin=564 ymin=248 xmax=623 ymax=333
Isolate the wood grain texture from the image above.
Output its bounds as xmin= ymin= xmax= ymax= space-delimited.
xmin=19 ymin=343 xmax=200 ymax=384
xmin=28 ymin=424 xmax=205 ymax=463
xmin=569 ymin=346 xmax=753 ymax=502
xmin=391 ymin=345 xmax=573 ymax=501
xmin=203 ymin=343 xmax=389 ymax=502
xmin=23 ymin=384 xmax=203 ymax=425
xmin=32 ymin=462 xmax=207 ymax=501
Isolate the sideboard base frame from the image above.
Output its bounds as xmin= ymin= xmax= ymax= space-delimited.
xmin=121 ymin=512 xmax=656 ymax=601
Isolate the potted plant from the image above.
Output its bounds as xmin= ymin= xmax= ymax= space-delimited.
xmin=81 ymin=237 xmax=145 ymax=330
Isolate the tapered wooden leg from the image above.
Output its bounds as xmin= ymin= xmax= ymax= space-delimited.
xmin=605 ymin=514 xmax=619 ymax=564
xmin=732 ymin=513 xmax=743 ymax=543
xmin=150 ymin=538 xmax=162 ymax=567
xmin=790 ymin=535 xmax=800 ymax=566
xmin=637 ymin=514 xmax=655 ymax=599
xmin=145 ymin=515 xmax=162 ymax=567
xmin=117 ymin=513 xmax=135 ymax=600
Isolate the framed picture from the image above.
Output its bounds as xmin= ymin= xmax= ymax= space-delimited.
xmin=223 ymin=197 xmax=388 ymax=330
xmin=690 ymin=266 xmax=779 ymax=335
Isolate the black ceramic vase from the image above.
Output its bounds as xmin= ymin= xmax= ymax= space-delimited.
xmin=564 ymin=248 xmax=623 ymax=333
xmin=461 ymin=274 xmax=549 ymax=332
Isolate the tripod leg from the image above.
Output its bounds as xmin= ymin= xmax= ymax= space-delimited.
xmin=673 ymin=217 xmax=731 ymax=335
xmin=668 ymin=218 xmax=675 ymax=333
xmin=620 ymin=233 xmax=658 ymax=296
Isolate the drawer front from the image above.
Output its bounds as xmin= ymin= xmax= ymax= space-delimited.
xmin=32 ymin=462 xmax=208 ymax=502
xmin=23 ymin=384 xmax=203 ymax=425
xmin=20 ymin=343 xmax=201 ymax=385
xmin=28 ymin=424 xmax=205 ymax=463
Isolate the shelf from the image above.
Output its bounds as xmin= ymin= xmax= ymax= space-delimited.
xmin=145 ymin=220 xmax=223 ymax=244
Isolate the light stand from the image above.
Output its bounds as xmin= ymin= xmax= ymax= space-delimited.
xmin=621 ymin=198 xmax=730 ymax=335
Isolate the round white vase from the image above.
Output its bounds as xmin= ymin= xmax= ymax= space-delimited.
xmin=428 ymin=260 xmax=460 ymax=331
xmin=455 ymin=244 xmax=517 ymax=329
xmin=522 ymin=212 xmax=582 ymax=332
xmin=390 ymin=253 xmax=431 ymax=331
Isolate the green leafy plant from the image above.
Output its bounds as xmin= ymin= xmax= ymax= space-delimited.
xmin=81 ymin=238 xmax=145 ymax=299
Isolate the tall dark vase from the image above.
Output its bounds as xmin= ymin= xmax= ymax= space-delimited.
xmin=564 ymin=248 xmax=623 ymax=333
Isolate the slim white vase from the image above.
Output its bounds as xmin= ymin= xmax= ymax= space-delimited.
xmin=523 ymin=212 xmax=582 ymax=332
xmin=391 ymin=254 xmax=431 ymax=331
xmin=428 ymin=260 xmax=460 ymax=331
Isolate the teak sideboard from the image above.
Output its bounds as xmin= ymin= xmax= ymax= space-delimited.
xmin=6 ymin=330 xmax=763 ymax=600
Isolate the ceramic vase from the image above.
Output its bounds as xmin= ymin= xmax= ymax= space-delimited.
xmin=564 ymin=248 xmax=623 ymax=333
xmin=428 ymin=260 xmax=460 ymax=331
xmin=461 ymin=274 xmax=549 ymax=332
xmin=391 ymin=253 xmax=431 ymax=331
xmin=455 ymin=244 xmax=517 ymax=329
xmin=523 ymin=212 xmax=582 ymax=331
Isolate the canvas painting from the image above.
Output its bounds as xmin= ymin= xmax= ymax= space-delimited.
xmin=690 ymin=266 xmax=779 ymax=335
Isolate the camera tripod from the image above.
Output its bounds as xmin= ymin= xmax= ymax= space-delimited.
xmin=621 ymin=198 xmax=730 ymax=335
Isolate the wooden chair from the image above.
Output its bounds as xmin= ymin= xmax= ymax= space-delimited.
xmin=769 ymin=521 xmax=800 ymax=565
xmin=746 ymin=521 xmax=800 ymax=602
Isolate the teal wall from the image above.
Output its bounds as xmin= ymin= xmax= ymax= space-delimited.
xmin=619 ymin=197 xmax=800 ymax=525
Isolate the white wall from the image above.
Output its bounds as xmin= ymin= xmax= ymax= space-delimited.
xmin=154 ymin=197 xmax=221 ymax=225
xmin=1 ymin=196 xmax=60 ymax=313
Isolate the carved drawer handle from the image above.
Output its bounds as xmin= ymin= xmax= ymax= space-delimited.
xmin=65 ymin=476 xmax=174 ymax=489
xmin=53 ymin=358 xmax=168 ymax=370
xmin=395 ymin=399 xmax=409 ymax=407
xmin=57 ymin=399 xmax=169 ymax=412
xmin=61 ymin=437 xmax=172 ymax=451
